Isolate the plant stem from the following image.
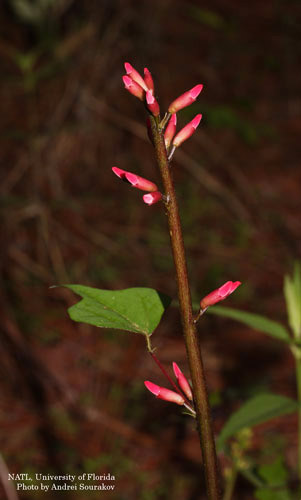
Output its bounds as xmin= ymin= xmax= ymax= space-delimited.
xmin=223 ymin=465 xmax=238 ymax=500
xmin=295 ymin=349 xmax=301 ymax=481
xmin=150 ymin=115 xmax=220 ymax=499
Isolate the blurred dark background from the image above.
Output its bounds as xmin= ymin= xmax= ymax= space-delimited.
xmin=1 ymin=0 xmax=301 ymax=498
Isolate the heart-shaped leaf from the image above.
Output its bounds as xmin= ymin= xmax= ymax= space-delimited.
xmin=63 ymin=285 xmax=171 ymax=337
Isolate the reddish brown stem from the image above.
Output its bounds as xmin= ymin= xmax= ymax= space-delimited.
xmin=150 ymin=116 xmax=221 ymax=500
xmin=150 ymin=352 xmax=192 ymax=408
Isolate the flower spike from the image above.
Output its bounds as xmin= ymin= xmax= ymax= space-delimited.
xmin=164 ymin=114 xmax=177 ymax=149
xmin=146 ymin=90 xmax=160 ymax=117
xmin=122 ymin=75 xmax=144 ymax=101
xmin=168 ymin=84 xmax=203 ymax=114
xmin=124 ymin=62 xmax=148 ymax=92
xmin=143 ymin=191 xmax=163 ymax=205
xmin=172 ymin=362 xmax=193 ymax=401
xmin=200 ymin=281 xmax=241 ymax=311
xmin=144 ymin=67 xmax=155 ymax=93
xmin=144 ymin=381 xmax=185 ymax=406
xmin=173 ymin=114 xmax=202 ymax=148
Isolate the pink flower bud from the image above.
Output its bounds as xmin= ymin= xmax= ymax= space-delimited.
xmin=168 ymin=84 xmax=203 ymax=114
xmin=125 ymin=172 xmax=158 ymax=192
xmin=144 ymin=67 xmax=155 ymax=93
xmin=172 ymin=362 xmax=193 ymax=401
xmin=112 ymin=167 xmax=158 ymax=192
xmin=112 ymin=166 xmax=127 ymax=179
xmin=144 ymin=381 xmax=185 ymax=406
xmin=143 ymin=192 xmax=163 ymax=205
xmin=124 ymin=62 xmax=148 ymax=92
xmin=200 ymin=281 xmax=241 ymax=310
xmin=146 ymin=90 xmax=160 ymax=117
xmin=164 ymin=114 xmax=177 ymax=149
xmin=172 ymin=114 xmax=202 ymax=147
xmin=122 ymin=75 xmax=144 ymax=101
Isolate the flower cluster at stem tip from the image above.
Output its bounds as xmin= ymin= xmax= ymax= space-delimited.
xmin=113 ymin=62 xmax=203 ymax=205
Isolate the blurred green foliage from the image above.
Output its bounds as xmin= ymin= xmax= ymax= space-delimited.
xmin=255 ymin=457 xmax=292 ymax=500
xmin=187 ymin=5 xmax=226 ymax=30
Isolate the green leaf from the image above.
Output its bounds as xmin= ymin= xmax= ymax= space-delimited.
xmin=255 ymin=488 xmax=292 ymax=500
xmin=255 ymin=458 xmax=292 ymax=500
xmin=208 ymin=306 xmax=291 ymax=343
xmin=258 ymin=456 xmax=288 ymax=485
xmin=284 ymin=262 xmax=301 ymax=339
xmin=217 ymin=393 xmax=298 ymax=450
xmin=63 ymin=285 xmax=171 ymax=337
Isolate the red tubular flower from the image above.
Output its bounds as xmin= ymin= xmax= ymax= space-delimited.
xmin=172 ymin=114 xmax=202 ymax=148
xmin=144 ymin=381 xmax=185 ymax=406
xmin=112 ymin=166 xmax=128 ymax=179
xmin=144 ymin=67 xmax=155 ymax=93
xmin=164 ymin=113 xmax=177 ymax=149
xmin=146 ymin=90 xmax=160 ymax=117
xmin=112 ymin=167 xmax=158 ymax=192
xmin=172 ymin=362 xmax=193 ymax=401
xmin=168 ymin=84 xmax=203 ymax=114
xmin=143 ymin=191 xmax=163 ymax=205
xmin=124 ymin=62 xmax=148 ymax=91
xmin=200 ymin=281 xmax=241 ymax=310
xmin=122 ymin=75 xmax=144 ymax=101
xmin=125 ymin=172 xmax=158 ymax=192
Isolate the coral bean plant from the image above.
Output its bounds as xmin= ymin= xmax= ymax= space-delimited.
xmin=62 ymin=63 xmax=243 ymax=500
